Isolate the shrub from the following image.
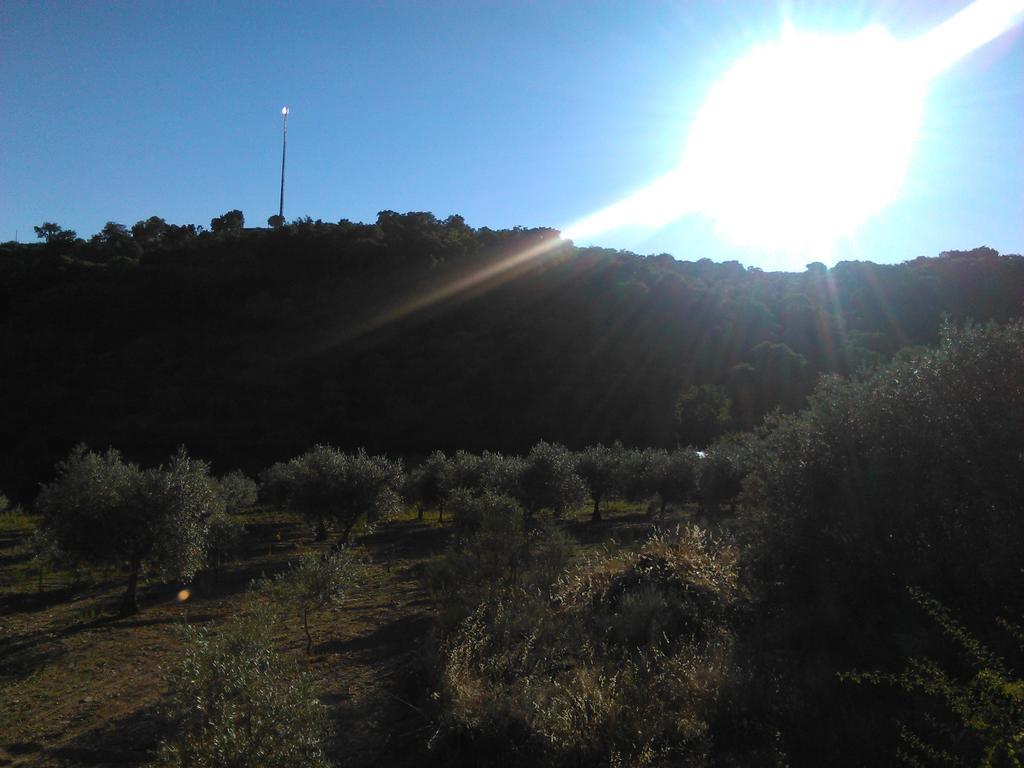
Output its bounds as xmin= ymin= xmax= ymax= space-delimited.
xmin=555 ymin=525 xmax=742 ymax=650
xmin=844 ymin=590 xmax=1024 ymax=767
xmin=258 ymin=549 xmax=360 ymax=653
xmin=737 ymin=320 xmax=1024 ymax=763
xmin=155 ymin=607 xmax=332 ymax=767
xmin=432 ymin=525 xmax=743 ymax=767
xmin=430 ymin=491 xmax=528 ymax=630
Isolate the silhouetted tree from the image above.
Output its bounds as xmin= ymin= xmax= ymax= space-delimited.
xmin=675 ymin=384 xmax=731 ymax=446
xmin=210 ymin=209 xmax=244 ymax=235
xmin=33 ymin=221 xmax=77 ymax=244
xmin=131 ymin=216 xmax=169 ymax=249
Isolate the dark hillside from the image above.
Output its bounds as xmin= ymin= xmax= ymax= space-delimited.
xmin=2 ymin=213 xmax=1022 ymax=497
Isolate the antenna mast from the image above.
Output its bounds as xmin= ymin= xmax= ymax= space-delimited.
xmin=279 ymin=106 xmax=289 ymax=220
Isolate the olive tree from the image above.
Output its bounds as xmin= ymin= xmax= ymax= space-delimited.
xmin=478 ymin=451 xmax=524 ymax=498
xmin=260 ymin=549 xmax=359 ymax=654
xmin=696 ymin=444 xmax=745 ymax=516
xmin=645 ymin=448 xmax=698 ymax=518
xmin=218 ymin=470 xmax=258 ymax=514
xmin=258 ymin=460 xmax=298 ymax=507
xmin=615 ymin=446 xmax=658 ymax=505
xmin=575 ymin=443 xmax=624 ymax=522
xmin=287 ymin=445 xmax=402 ymax=544
xmin=516 ymin=440 xmax=585 ymax=519
xmin=206 ymin=470 xmax=258 ymax=568
xmin=447 ymin=449 xmax=484 ymax=491
xmin=37 ymin=445 xmax=220 ymax=616
xmin=407 ymin=450 xmax=452 ymax=521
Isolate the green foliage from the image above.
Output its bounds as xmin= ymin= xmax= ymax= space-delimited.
xmin=430 ymin=491 xmax=528 ymax=630
xmin=845 ymin=590 xmax=1024 ymax=767
xmin=477 ymin=451 xmax=525 ymax=498
xmin=128 ymin=448 xmax=223 ymax=583
xmin=284 ymin=445 xmax=403 ymax=544
xmin=735 ymin=319 xmax=1024 ymax=763
xmin=446 ymin=449 xmax=485 ymax=494
xmin=206 ymin=472 xmax=256 ymax=567
xmin=434 ymin=450 xmax=525 ymax=519
xmin=615 ymin=447 xmax=659 ymax=503
xmin=37 ymin=445 xmax=139 ymax=565
xmin=258 ymin=461 xmax=298 ymax=507
xmin=218 ymin=470 xmax=258 ymax=515
xmin=675 ymin=384 xmax=731 ymax=447
xmin=205 ymin=510 xmax=246 ymax=570
xmin=155 ymin=607 xmax=333 ymax=768
xmin=575 ymin=443 xmax=624 ymax=522
xmin=259 ymin=549 xmax=360 ymax=653
xmin=643 ymin=448 xmax=697 ymax=518
xmin=516 ymin=441 xmax=585 ymax=518
xmin=695 ymin=442 xmax=745 ymax=516
xmin=36 ymin=445 xmax=220 ymax=615
xmin=406 ymin=450 xmax=452 ymax=519
xmin=4 ymin=215 xmax=1024 ymax=501
xmin=26 ymin=526 xmax=65 ymax=592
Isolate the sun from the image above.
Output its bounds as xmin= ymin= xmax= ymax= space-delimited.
xmin=680 ymin=26 xmax=927 ymax=256
xmin=561 ymin=0 xmax=1024 ymax=267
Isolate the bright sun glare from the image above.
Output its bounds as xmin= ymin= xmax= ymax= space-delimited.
xmin=681 ymin=26 xmax=924 ymax=253
xmin=562 ymin=0 xmax=1024 ymax=265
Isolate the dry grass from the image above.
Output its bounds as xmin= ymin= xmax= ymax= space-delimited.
xmin=0 ymin=507 xmax=444 ymax=768
xmin=432 ymin=520 xmax=743 ymax=767
xmin=0 ymin=500 xmax=699 ymax=767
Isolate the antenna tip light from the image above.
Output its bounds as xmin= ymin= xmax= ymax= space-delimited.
xmin=282 ymin=106 xmax=289 ymax=115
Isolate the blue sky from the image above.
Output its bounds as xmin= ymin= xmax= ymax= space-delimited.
xmin=2 ymin=1 xmax=1021 ymax=271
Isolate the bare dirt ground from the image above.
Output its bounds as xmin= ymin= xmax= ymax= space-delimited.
xmin=0 ymin=511 xmax=450 ymax=768
xmin=0 ymin=502 xmax=672 ymax=767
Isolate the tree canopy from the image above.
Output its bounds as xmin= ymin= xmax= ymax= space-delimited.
xmin=2 ymin=212 xmax=1022 ymax=499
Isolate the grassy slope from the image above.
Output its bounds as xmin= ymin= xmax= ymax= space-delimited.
xmin=0 ymin=502 xmax=670 ymax=767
